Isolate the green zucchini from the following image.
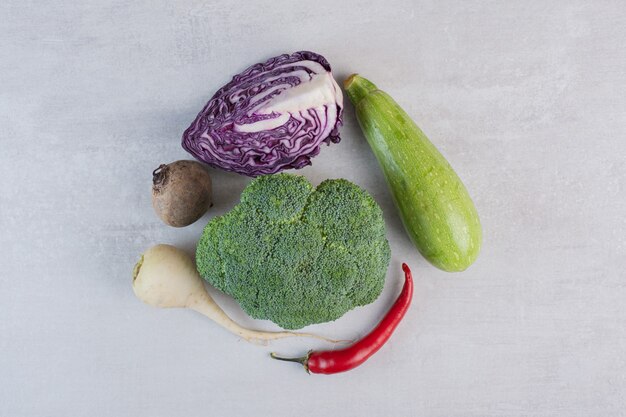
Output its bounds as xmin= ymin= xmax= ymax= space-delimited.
xmin=345 ymin=74 xmax=482 ymax=272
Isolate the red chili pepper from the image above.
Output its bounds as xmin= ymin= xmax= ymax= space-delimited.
xmin=271 ymin=263 xmax=413 ymax=374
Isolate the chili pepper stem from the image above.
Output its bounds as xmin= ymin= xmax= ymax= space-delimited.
xmin=270 ymin=351 xmax=312 ymax=374
xmin=269 ymin=352 xmax=306 ymax=364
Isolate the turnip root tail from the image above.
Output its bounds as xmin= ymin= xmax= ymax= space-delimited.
xmin=187 ymin=291 xmax=346 ymax=345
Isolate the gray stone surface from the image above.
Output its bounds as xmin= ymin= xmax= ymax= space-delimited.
xmin=1 ymin=1 xmax=625 ymax=416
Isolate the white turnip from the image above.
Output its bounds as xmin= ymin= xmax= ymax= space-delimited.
xmin=132 ymin=244 xmax=338 ymax=345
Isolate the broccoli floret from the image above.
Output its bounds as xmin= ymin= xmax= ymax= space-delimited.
xmin=196 ymin=173 xmax=390 ymax=330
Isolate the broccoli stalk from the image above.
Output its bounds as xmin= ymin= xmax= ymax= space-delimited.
xmin=196 ymin=173 xmax=390 ymax=330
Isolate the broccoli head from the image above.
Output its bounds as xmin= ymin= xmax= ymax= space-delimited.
xmin=196 ymin=173 xmax=390 ymax=330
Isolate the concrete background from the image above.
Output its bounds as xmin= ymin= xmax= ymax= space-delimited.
xmin=1 ymin=1 xmax=625 ymax=416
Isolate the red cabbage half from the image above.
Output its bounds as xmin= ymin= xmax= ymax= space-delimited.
xmin=182 ymin=51 xmax=343 ymax=177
